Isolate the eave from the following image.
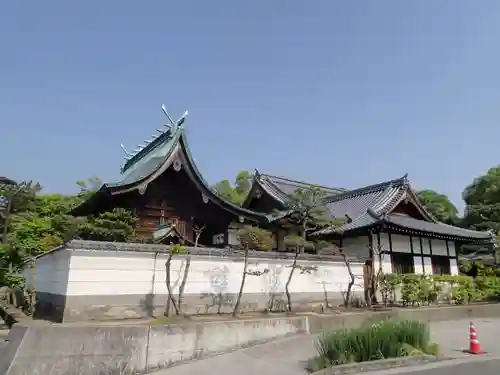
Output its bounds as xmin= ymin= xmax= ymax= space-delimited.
xmin=72 ymin=120 xmax=270 ymax=224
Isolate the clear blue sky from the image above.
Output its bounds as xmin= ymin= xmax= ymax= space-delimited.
xmin=2 ymin=1 xmax=500 ymax=211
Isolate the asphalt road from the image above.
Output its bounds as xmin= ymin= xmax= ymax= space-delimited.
xmin=409 ymin=359 xmax=500 ymax=375
xmin=367 ymin=357 xmax=500 ymax=375
xmin=153 ymin=318 xmax=500 ymax=375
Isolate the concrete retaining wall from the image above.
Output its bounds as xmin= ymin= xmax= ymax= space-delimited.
xmin=2 ymin=304 xmax=500 ymax=375
xmin=0 ymin=316 xmax=308 ymax=375
xmin=307 ymin=303 xmax=500 ymax=334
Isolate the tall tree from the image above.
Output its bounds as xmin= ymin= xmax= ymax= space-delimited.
xmin=280 ymin=186 xmax=344 ymax=311
xmin=462 ymin=166 xmax=500 ymax=233
xmin=213 ymin=170 xmax=253 ymax=205
xmin=417 ymin=189 xmax=459 ymax=225
xmin=233 ymin=225 xmax=273 ymax=316
xmin=77 ymin=208 xmax=138 ymax=242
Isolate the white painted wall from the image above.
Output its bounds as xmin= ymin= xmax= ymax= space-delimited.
xmin=413 ymin=257 xmax=424 ymax=274
xmin=450 ymin=258 xmax=459 ymax=276
xmin=431 ymin=239 xmax=448 ymax=256
xmin=423 ymin=257 xmax=433 ymax=275
xmin=342 ymin=236 xmax=370 ymax=260
xmin=371 ymin=234 xmax=458 ymax=277
xmin=376 ymin=233 xmax=394 ymax=274
xmin=23 ymin=248 xmax=71 ymax=295
xmin=41 ymin=249 xmax=365 ymax=299
xmin=391 ymin=235 xmax=411 ymax=253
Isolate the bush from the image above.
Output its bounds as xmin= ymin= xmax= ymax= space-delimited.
xmin=378 ymin=273 xmax=500 ymax=306
xmin=307 ymin=320 xmax=433 ymax=372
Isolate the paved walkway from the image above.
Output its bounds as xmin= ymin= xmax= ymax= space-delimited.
xmin=153 ymin=318 xmax=500 ymax=375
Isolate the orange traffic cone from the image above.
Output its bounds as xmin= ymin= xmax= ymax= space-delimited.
xmin=468 ymin=321 xmax=484 ymax=355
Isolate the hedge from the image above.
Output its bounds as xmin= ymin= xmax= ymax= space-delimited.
xmin=378 ymin=273 xmax=500 ymax=306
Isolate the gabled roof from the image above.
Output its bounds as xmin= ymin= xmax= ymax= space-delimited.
xmin=152 ymin=225 xmax=199 ymax=246
xmin=313 ymin=174 xmax=495 ymax=243
xmin=242 ymin=171 xmax=346 ymax=208
xmin=71 ymin=107 xmax=272 ymax=223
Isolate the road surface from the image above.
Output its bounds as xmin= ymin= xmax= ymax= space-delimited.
xmin=153 ymin=318 xmax=500 ymax=375
xmin=367 ymin=357 xmax=500 ymax=375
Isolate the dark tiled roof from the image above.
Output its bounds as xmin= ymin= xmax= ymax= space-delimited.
xmin=255 ymin=172 xmax=346 ymax=204
xmin=313 ymin=174 xmax=494 ymax=243
xmin=34 ymin=239 xmax=366 ymax=263
xmin=385 ymin=214 xmax=494 ymax=241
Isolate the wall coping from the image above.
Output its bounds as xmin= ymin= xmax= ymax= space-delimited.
xmin=35 ymin=239 xmax=367 ymax=263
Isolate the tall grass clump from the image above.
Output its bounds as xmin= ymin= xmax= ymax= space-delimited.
xmin=307 ymin=320 xmax=435 ymax=372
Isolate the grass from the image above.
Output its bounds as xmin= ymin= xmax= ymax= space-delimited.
xmin=306 ymin=320 xmax=440 ymax=373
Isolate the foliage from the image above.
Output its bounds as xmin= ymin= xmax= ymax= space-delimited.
xmin=213 ymin=170 xmax=253 ymax=205
xmin=0 ymin=177 xmax=139 ymax=292
xmin=307 ymin=320 xmax=433 ymax=372
xmin=281 ymin=186 xmax=343 ymax=252
xmin=164 ymin=243 xmax=186 ymax=316
xmin=233 ymin=225 xmax=273 ymax=315
xmin=0 ymin=271 xmax=25 ymax=290
xmin=417 ymin=189 xmax=459 ymax=225
xmin=75 ymin=176 xmax=102 ymax=201
xmin=77 ymin=208 xmax=138 ymax=242
xmin=278 ymin=186 xmax=345 ymax=311
xmin=238 ymin=225 xmax=274 ymax=251
xmin=462 ymin=166 xmax=500 ymax=233
xmin=378 ymin=273 xmax=500 ymax=306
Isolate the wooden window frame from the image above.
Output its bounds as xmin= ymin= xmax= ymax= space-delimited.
xmin=391 ymin=252 xmax=415 ymax=274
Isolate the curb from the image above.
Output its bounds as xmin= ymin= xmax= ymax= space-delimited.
xmin=309 ymin=355 xmax=444 ymax=375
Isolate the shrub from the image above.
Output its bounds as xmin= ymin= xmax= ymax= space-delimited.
xmin=307 ymin=320 xmax=432 ymax=372
xmin=378 ymin=273 xmax=500 ymax=306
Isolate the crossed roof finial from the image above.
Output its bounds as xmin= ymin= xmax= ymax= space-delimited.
xmin=120 ymin=104 xmax=189 ymax=161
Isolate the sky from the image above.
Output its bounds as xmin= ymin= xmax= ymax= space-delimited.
xmin=2 ymin=1 xmax=500 ymax=212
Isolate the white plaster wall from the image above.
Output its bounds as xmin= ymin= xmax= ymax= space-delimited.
xmin=450 ymin=258 xmax=459 ymax=276
xmin=413 ymin=257 xmax=424 ymax=274
xmin=411 ymin=237 xmax=421 ymax=254
xmin=342 ymin=236 xmax=370 ymax=260
xmin=376 ymin=233 xmax=393 ymax=274
xmin=423 ymin=257 xmax=433 ymax=275
xmin=422 ymin=239 xmax=431 ymax=255
xmin=431 ymin=239 xmax=448 ymax=256
xmin=22 ymin=248 xmax=71 ymax=295
xmin=448 ymin=241 xmax=457 ymax=257
xmin=64 ymin=250 xmax=365 ymax=298
xmin=391 ymin=235 xmax=411 ymax=253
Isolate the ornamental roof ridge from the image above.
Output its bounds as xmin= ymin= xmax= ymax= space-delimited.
xmin=120 ymin=104 xmax=188 ymax=173
xmin=323 ymin=174 xmax=409 ymax=204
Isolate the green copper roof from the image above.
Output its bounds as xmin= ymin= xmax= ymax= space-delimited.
xmin=72 ymin=106 xmax=271 ymax=222
xmin=106 ymin=128 xmax=180 ymax=189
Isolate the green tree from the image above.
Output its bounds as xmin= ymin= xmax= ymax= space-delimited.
xmin=77 ymin=208 xmax=138 ymax=242
xmin=233 ymin=225 xmax=273 ymax=316
xmin=417 ymin=189 xmax=459 ymax=225
xmin=76 ymin=176 xmax=102 ymax=201
xmin=462 ymin=166 xmax=500 ymax=233
xmin=164 ymin=243 xmax=185 ymax=316
xmin=280 ymin=186 xmax=344 ymax=311
xmin=213 ymin=170 xmax=253 ymax=205
xmin=177 ymin=223 xmax=205 ymax=315
xmin=212 ymin=179 xmax=235 ymax=202
xmin=0 ymin=181 xmax=44 ymax=274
